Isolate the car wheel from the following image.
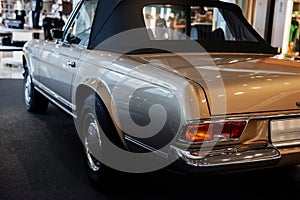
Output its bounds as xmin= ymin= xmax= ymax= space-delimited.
xmin=81 ymin=94 xmax=118 ymax=183
xmin=23 ymin=71 xmax=48 ymax=113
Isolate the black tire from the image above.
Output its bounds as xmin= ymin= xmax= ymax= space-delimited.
xmin=80 ymin=94 xmax=120 ymax=184
xmin=23 ymin=71 xmax=49 ymax=113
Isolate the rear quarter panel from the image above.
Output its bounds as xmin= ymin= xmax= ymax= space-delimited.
xmin=72 ymin=50 xmax=210 ymax=150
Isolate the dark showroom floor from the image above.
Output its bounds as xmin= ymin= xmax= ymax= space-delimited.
xmin=1 ymin=53 xmax=300 ymax=200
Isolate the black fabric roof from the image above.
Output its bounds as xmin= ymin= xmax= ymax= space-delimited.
xmin=87 ymin=0 xmax=276 ymax=54
xmin=88 ymin=0 xmax=122 ymax=49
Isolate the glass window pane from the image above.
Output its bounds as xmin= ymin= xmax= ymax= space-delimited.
xmin=65 ymin=0 xmax=98 ymax=46
xmin=143 ymin=4 xmax=258 ymax=42
xmin=143 ymin=5 xmax=187 ymax=40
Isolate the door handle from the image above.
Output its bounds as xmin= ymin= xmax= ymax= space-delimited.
xmin=67 ymin=61 xmax=76 ymax=68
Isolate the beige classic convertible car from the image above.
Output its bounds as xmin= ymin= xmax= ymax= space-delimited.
xmin=23 ymin=0 xmax=300 ymax=180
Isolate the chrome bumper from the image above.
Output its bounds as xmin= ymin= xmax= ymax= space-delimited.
xmin=169 ymin=145 xmax=281 ymax=172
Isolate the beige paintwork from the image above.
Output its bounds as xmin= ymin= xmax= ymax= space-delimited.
xmin=21 ymin=0 xmax=300 ymax=174
xmin=24 ymin=38 xmax=300 ymax=170
xmin=134 ymin=53 xmax=300 ymax=116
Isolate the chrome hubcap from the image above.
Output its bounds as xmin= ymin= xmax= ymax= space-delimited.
xmin=84 ymin=113 xmax=102 ymax=172
xmin=24 ymin=76 xmax=32 ymax=105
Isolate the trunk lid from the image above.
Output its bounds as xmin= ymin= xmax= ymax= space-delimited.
xmin=134 ymin=53 xmax=300 ymax=115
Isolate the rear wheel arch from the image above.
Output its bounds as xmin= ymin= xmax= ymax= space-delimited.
xmin=75 ymin=84 xmax=125 ymax=149
xmin=75 ymin=84 xmax=95 ymax=118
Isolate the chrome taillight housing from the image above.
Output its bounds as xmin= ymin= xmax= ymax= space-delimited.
xmin=180 ymin=121 xmax=247 ymax=143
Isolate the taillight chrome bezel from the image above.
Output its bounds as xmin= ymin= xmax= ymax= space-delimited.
xmin=178 ymin=118 xmax=249 ymax=145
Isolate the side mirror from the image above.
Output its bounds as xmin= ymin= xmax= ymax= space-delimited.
xmin=66 ymin=33 xmax=81 ymax=45
xmin=51 ymin=29 xmax=64 ymax=40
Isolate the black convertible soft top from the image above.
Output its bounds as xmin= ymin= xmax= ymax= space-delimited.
xmin=88 ymin=0 xmax=277 ymax=54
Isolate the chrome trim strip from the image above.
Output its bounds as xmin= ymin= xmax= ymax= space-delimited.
xmin=274 ymin=140 xmax=300 ymax=148
xmin=185 ymin=117 xmax=250 ymax=125
xmin=212 ymin=112 xmax=300 ymax=121
xmin=209 ymin=52 xmax=275 ymax=56
xmin=170 ymin=145 xmax=281 ymax=167
xmin=187 ymin=113 xmax=300 ymax=123
xmin=249 ymin=113 xmax=300 ymax=120
xmin=34 ymin=86 xmax=77 ymax=118
xmin=33 ymin=79 xmax=76 ymax=111
xmin=124 ymin=135 xmax=169 ymax=159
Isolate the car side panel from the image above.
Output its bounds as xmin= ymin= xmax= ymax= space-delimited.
xmin=38 ymin=41 xmax=82 ymax=105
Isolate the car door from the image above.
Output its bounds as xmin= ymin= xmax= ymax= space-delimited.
xmin=38 ymin=0 xmax=98 ymax=110
xmin=27 ymin=40 xmax=44 ymax=82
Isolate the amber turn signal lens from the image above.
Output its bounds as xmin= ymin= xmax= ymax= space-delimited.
xmin=183 ymin=121 xmax=247 ymax=143
xmin=185 ymin=124 xmax=213 ymax=142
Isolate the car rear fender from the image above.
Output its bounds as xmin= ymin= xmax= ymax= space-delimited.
xmin=74 ymin=80 xmax=128 ymax=149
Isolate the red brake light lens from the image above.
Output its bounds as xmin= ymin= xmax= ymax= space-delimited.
xmin=183 ymin=121 xmax=247 ymax=143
